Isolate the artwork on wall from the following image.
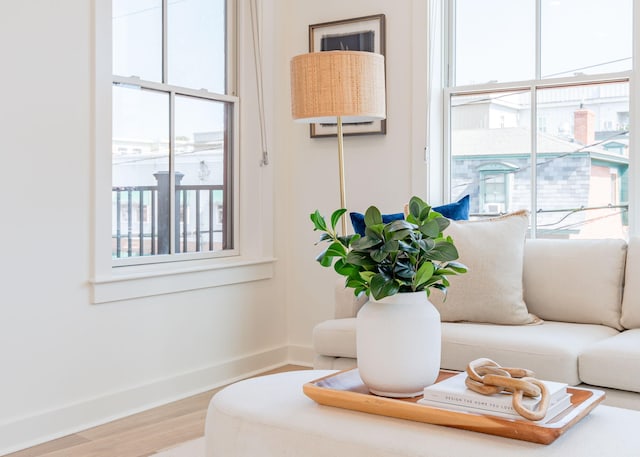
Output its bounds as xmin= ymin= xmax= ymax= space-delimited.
xmin=308 ymin=14 xmax=386 ymax=137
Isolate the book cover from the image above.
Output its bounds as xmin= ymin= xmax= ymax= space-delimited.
xmin=422 ymin=372 xmax=568 ymax=415
xmin=418 ymin=393 xmax=573 ymax=424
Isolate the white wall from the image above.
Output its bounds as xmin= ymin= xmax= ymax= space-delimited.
xmin=274 ymin=0 xmax=429 ymax=356
xmin=0 ymin=1 xmax=288 ymax=453
xmin=0 ymin=0 xmax=428 ymax=452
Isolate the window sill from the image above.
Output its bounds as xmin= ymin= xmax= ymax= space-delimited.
xmin=91 ymin=257 xmax=276 ymax=304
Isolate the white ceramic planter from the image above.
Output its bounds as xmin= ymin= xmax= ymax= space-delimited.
xmin=356 ymin=291 xmax=441 ymax=397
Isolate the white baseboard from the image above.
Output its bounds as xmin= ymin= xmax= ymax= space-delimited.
xmin=0 ymin=345 xmax=290 ymax=456
xmin=286 ymin=344 xmax=315 ymax=367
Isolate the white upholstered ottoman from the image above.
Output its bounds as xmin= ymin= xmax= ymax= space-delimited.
xmin=204 ymin=370 xmax=640 ymax=457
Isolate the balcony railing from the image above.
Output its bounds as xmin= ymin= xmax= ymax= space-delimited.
xmin=112 ymin=182 xmax=225 ymax=259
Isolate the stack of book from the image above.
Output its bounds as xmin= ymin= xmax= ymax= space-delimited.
xmin=418 ymin=372 xmax=572 ymax=423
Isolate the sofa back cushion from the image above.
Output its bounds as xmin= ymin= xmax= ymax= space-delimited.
xmin=523 ymin=238 xmax=626 ymax=330
xmin=430 ymin=211 xmax=537 ymax=325
xmin=621 ymin=238 xmax=640 ymax=329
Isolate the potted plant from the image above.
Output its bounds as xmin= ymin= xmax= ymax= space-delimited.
xmin=310 ymin=196 xmax=467 ymax=397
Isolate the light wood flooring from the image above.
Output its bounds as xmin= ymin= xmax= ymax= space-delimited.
xmin=6 ymin=365 xmax=310 ymax=457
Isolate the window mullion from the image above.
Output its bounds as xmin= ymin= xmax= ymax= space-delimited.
xmin=530 ymin=86 xmax=538 ymax=238
xmin=535 ymin=0 xmax=541 ymax=81
xmin=169 ymin=90 xmax=176 ymax=254
xmin=162 ymin=0 xmax=168 ymax=84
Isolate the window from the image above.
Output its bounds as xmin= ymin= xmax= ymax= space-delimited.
xmin=111 ymin=0 xmax=237 ymax=262
xmin=445 ymin=0 xmax=632 ymax=239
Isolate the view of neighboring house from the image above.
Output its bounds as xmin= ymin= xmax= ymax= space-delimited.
xmin=450 ymin=83 xmax=629 ymax=239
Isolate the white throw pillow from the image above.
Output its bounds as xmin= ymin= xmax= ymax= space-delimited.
xmin=430 ymin=210 xmax=537 ymax=325
xmin=524 ymin=238 xmax=626 ymax=330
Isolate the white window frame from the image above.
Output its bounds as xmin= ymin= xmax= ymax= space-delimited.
xmin=429 ymin=0 xmax=640 ymax=237
xmin=90 ymin=0 xmax=275 ymax=303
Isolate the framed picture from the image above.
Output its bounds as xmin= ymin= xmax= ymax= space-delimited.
xmin=308 ymin=14 xmax=386 ymax=138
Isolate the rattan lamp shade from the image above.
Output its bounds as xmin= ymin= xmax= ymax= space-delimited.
xmin=290 ymin=50 xmax=386 ymax=123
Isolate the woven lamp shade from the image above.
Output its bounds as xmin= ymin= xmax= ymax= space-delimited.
xmin=290 ymin=50 xmax=386 ymax=123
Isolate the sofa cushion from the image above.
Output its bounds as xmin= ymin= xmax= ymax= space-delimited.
xmin=441 ymin=321 xmax=619 ymax=385
xmin=621 ymin=238 xmax=640 ymax=329
xmin=430 ymin=210 xmax=537 ymax=325
xmin=523 ymin=238 xmax=626 ymax=330
xmin=313 ymin=318 xmax=357 ymax=359
xmin=349 ymin=195 xmax=470 ymax=236
xmin=579 ymin=329 xmax=640 ymax=392
xmin=349 ymin=212 xmax=404 ymax=237
xmin=433 ymin=194 xmax=470 ymax=220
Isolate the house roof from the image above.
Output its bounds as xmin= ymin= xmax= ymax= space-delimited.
xmin=451 ymin=127 xmax=609 ymax=156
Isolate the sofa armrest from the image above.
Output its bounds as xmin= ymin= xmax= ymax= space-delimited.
xmin=334 ymin=278 xmax=368 ymax=318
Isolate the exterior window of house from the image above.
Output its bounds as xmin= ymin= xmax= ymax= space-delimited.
xmin=111 ymin=0 xmax=237 ymax=262
xmin=477 ymin=163 xmax=518 ymax=214
xmin=446 ymin=0 xmax=632 ymax=239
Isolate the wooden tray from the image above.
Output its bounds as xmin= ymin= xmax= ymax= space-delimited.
xmin=303 ymin=369 xmax=605 ymax=445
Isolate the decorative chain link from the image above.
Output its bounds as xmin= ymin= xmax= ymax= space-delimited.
xmin=465 ymin=358 xmax=550 ymax=421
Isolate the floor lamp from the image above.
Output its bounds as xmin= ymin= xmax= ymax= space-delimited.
xmin=290 ymin=50 xmax=386 ymax=235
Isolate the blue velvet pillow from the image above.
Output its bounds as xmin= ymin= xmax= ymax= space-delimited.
xmin=349 ymin=212 xmax=404 ymax=236
xmin=433 ymin=194 xmax=470 ymax=221
xmin=349 ymin=195 xmax=470 ymax=236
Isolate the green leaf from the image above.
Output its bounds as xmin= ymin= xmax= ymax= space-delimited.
xmin=386 ymin=219 xmax=414 ymax=231
xmin=325 ymin=241 xmax=347 ymax=258
xmin=424 ymin=241 xmax=459 ymax=261
xmin=364 ymin=205 xmax=383 ymax=227
xmin=393 ymin=262 xmax=414 ymax=280
xmin=351 ymin=235 xmax=382 ymax=250
xmin=381 ymin=240 xmax=399 ymax=253
xmin=338 ymin=233 xmax=359 ymax=247
xmin=315 ymin=249 xmax=333 ymax=267
xmin=397 ymin=240 xmax=419 ymax=254
xmin=408 ymin=196 xmax=424 ymax=219
xmin=334 ymin=258 xmax=359 ymax=276
xmin=330 ymin=209 xmax=347 ymax=230
xmin=359 ymin=271 xmax=376 ymax=283
xmin=414 ymin=262 xmax=435 ymax=288
xmin=310 ymin=210 xmax=327 ymax=232
xmin=433 ymin=215 xmax=450 ymax=232
xmin=419 ymin=219 xmax=441 ymax=238
xmin=364 ymin=223 xmax=385 ymax=238
xmin=370 ymin=274 xmax=400 ymax=300
xmin=386 ymin=220 xmax=413 ymax=241
xmin=346 ymin=277 xmax=365 ymax=289
xmin=443 ymin=261 xmax=468 ymax=273
xmin=431 ymin=283 xmax=449 ymax=298
xmin=370 ymin=249 xmax=389 ymax=263
xmin=346 ymin=251 xmax=377 ymax=268
xmin=417 ymin=239 xmax=435 ymax=252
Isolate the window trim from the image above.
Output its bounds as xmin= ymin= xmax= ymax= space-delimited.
xmin=110 ymin=78 xmax=241 ymax=267
xmin=111 ymin=0 xmax=239 ymax=264
xmin=438 ymin=0 xmax=636 ymax=238
xmin=91 ymin=0 xmax=275 ymax=303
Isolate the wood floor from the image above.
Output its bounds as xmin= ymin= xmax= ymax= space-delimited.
xmin=6 ymin=365 xmax=309 ymax=457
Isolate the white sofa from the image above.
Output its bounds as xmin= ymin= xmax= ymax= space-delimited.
xmin=313 ymin=237 xmax=640 ymax=409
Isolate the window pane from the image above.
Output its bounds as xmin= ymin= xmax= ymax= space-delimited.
xmin=168 ymin=0 xmax=226 ymax=93
xmin=541 ymin=0 xmax=632 ymax=79
xmin=174 ymin=95 xmax=230 ymax=253
xmin=450 ymin=91 xmax=532 ymax=217
xmin=112 ymin=0 xmax=162 ymax=81
xmin=455 ymin=0 xmax=534 ymax=85
xmin=112 ymin=85 xmax=169 ymax=258
xmin=535 ymin=82 xmax=629 ymax=238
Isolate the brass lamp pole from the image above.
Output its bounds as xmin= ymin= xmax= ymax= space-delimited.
xmin=290 ymin=50 xmax=386 ymax=235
